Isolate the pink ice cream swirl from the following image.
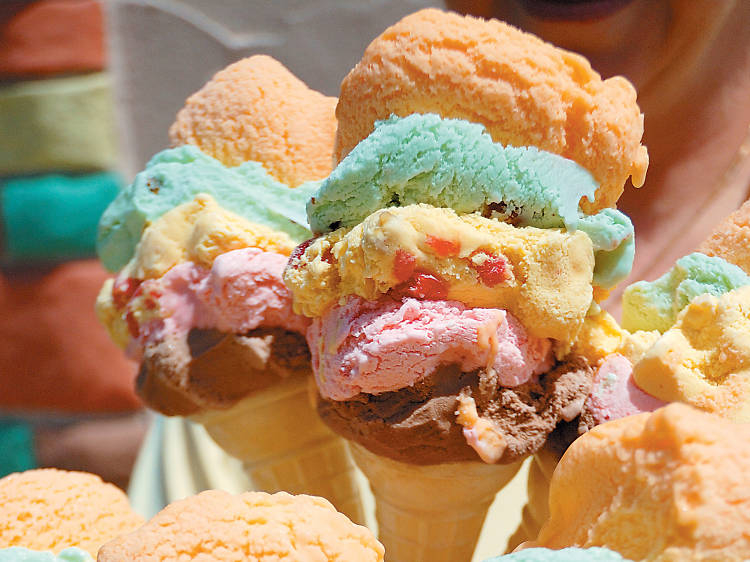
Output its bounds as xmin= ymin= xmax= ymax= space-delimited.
xmin=115 ymin=247 xmax=310 ymax=359
xmin=308 ymin=295 xmax=554 ymax=401
xmin=585 ymin=353 xmax=666 ymax=425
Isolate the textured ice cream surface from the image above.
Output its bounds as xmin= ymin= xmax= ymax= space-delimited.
xmin=104 ymin=248 xmax=308 ymax=352
xmin=530 ymin=404 xmax=750 ymax=561
xmin=485 ymin=547 xmax=630 ymax=561
xmin=334 ymin=9 xmax=648 ymax=213
xmin=119 ymin=194 xmax=295 ymax=282
xmin=317 ymin=358 xmax=593 ymax=465
xmin=698 ymin=199 xmax=750 ymax=274
xmin=308 ymin=114 xmax=634 ymax=289
xmin=98 ymin=243 xmax=307 ymax=346
xmin=286 ymin=204 xmax=594 ymax=342
xmin=0 ymin=469 xmax=143 ymax=557
xmin=136 ymin=327 xmax=311 ymax=416
xmin=98 ymin=490 xmax=384 ymax=561
xmin=97 ymin=146 xmax=316 ymax=271
xmin=96 ymin=244 xmax=312 ymax=415
xmin=169 ymin=55 xmax=337 ymax=188
xmin=582 ymin=353 xmax=665 ymax=427
xmin=622 ymin=252 xmax=750 ymax=333
xmin=309 ymin=296 xmax=552 ymax=400
xmin=0 ymin=548 xmax=93 ymax=562
xmin=632 ymin=285 xmax=750 ymax=422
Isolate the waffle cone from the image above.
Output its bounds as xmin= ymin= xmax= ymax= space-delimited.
xmin=191 ymin=376 xmax=365 ymax=525
xmin=350 ymin=442 xmax=521 ymax=562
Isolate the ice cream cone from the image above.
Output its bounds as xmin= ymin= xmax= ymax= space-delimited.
xmin=350 ymin=442 xmax=522 ymax=562
xmin=505 ymin=447 xmax=560 ymax=551
xmin=191 ymin=375 xmax=365 ymax=526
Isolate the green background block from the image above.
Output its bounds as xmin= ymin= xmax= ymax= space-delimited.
xmin=0 ymin=418 xmax=36 ymax=478
xmin=1 ymin=172 xmax=121 ymax=262
xmin=0 ymin=73 xmax=117 ymax=175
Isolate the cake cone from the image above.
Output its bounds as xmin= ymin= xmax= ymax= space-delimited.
xmin=191 ymin=375 xmax=365 ymax=526
xmin=350 ymin=442 xmax=521 ymax=562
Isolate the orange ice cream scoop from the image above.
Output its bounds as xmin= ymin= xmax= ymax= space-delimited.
xmin=169 ymin=55 xmax=337 ymax=187
xmin=0 ymin=469 xmax=144 ymax=557
xmin=529 ymin=404 xmax=750 ymax=561
xmin=698 ymin=199 xmax=750 ymax=274
xmin=334 ymin=8 xmax=648 ymax=213
xmin=98 ymin=490 xmax=384 ymax=561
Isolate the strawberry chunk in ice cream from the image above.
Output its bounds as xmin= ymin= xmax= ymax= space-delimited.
xmin=308 ymin=296 xmax=553 ymax=401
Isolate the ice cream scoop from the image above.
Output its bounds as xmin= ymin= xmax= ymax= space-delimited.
xmin=0 ymin=469 xmax=143 ymax=557
xmin=309 ymin=113 xmax=634 ymax=290
xmin=284 ymin=8 xmax=647 ymax=561
xmin=287 ymin=202 xmax=596 ymax=341
xmin=97 ymin=145 xmax=316 ymax=272
xmin=97 ymin=490 xmax=383 ymax=562
xmin=169 ymin=55 xmax=337 ymax=188
xmin=622 ymin=252 xmax=750 ymax=333
xmin=95 ymin=55 xmax=366 ymax=524
xmin=528 ymin=404 xmax=750 ymax=561
xmin=334 ymin=8 xmax=648 ymax=213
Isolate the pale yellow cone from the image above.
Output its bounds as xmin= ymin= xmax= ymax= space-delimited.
xmin=350 ymin=442 xmax=522 ymax=562
xmin=191 ymin=376 xmax=366 ymax=525
xmin=505 ymin=447 xmax=561 ymax=551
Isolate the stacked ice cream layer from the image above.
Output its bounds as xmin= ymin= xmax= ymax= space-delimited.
xmin=285 ymin=6 xmax=645 ymax=474
xmin=96 ymin=55 xmax=334 ymax=416
xmin=578 ymin=199 xmax=750 ymax=429
xmin=95 ymin=54 xmax=367 ymax=526
xmin=283 ymin=8 xmax=647 ymax=561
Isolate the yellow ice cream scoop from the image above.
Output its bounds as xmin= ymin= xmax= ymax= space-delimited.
xmin=632 ymin=285 xmax=750 ymax=422
xmin=122 ymin=193 xmax=295 ymax=281
xmin=285 ymin=203 xmax=594 ymax=342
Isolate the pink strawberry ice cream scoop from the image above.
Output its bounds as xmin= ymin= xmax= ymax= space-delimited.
xmin=309 ymin=296 xmax=553 ymax=400
xmin=314 ymin=296 xmax=592 ymax=465
xmin=102 ymin=247 xmax=312 ymax=415
xmin=581 ymin=354 xmax=666 ymax=429
xmin=123 ymin=247 xmax=309 ymax=355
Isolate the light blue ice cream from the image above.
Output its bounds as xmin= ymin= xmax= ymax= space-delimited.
xmin=0 ymin=547 xmax=93 ymax=562
xmin=307 ymin=114 xmax=634 ymax=289
xmin=484 ymin=547 xmax=630 ymax=561
xmin=622 ymin=252 xmax=750 ymax=333
xmin=97 ymin=145 xmax=317 ymax=271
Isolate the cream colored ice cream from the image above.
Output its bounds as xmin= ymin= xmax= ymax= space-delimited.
xmin=632 ymin=285 xmax=750 ymax=422
xmin=287 ymin=203 xmax=595 ymax=342
xmin=169 ymin=55 xmax=337 ymax=187
xmin=529 ymin=404 xmax=750 ymax=561
xmin=333 ymin=8 xmax=648 ymax=213
xmin=0 ymin=469 xmax=143 ymax=557
xmin=98 ymin=490 xmax=384 ymax=561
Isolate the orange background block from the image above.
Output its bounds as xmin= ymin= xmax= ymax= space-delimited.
xmin=0 ymin=0 xmax=105 ymax=78
xmin=0 ymin=260 xmax=140 ymax=413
